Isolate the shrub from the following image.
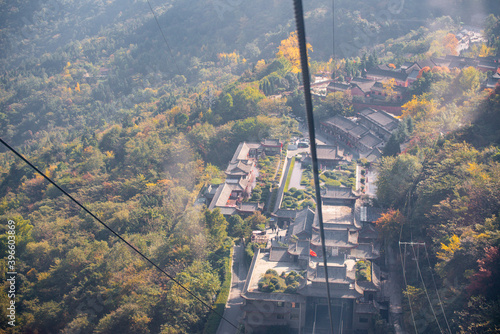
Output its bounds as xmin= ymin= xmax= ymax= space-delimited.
xmin=284 ymin=282 xmax=299 ymax=293
xmin=325 ymin=179 xmax=342 ymax=187
xmin=266 ymin=269 xmax=278 ymax=276
xmin=251 ymin=192 xmax=262 ymax=201
xmin=294 ymin=189 xmax=304 ymax=198
xmin=356 ymin=260 xmax=372 ymax=282
xmin=258 ymin=270 xmax=303 ymax=294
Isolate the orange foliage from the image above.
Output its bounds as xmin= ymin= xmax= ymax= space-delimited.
xmin=416 ymin=66 xmax=431 ymax=79
xmin=442 ymin=33 xmax=459 ymax=56
xmin=374 ymin=209 xmax=405 ymax=241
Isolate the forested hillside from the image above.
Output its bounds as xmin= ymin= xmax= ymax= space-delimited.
xmin=374 ymin=32 xmax=500 ymax=334
xmin=1 ymin=0 xmax=500 ymax=332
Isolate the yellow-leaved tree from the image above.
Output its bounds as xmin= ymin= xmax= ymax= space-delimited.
xmin=437 ymin=235 xmax=461 ymax=261
xmin=276 ymin=32 xmax=312 ymax=73
xmin=401 ymin=94 xmax=437 ymax=119
xmin=435 ymin=234 xmax=462 ymax=277
xmin=382 ymin=78 xmax=397 ymax=101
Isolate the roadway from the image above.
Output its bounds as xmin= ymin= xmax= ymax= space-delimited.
xmin=216 ymin=243 xmax=248 ymax=334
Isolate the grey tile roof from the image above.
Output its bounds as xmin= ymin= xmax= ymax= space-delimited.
xmin=366 ymin=68 xmax=408 ymax=82
xmin=288 ymin=239 xmax=310 ymax=257
xmin=407 ymin=69 xmax=420 ymax=80
xmin=316 ymin=145 xmax=344 ymax=161
xmin=238 ymin=202 xmax=261 ymax=212
xmin=361 ymin=147 xmax=383 ymax=162
xmin=273 ymin=209 xmax=297 ymax=219
xmin=322 ymin=186 xmax=359 ymax=200
xmin=315 ymin=264 xmax=349 ymax=281
xmin=226 ymin=161 xmax=253 ymax=175
xmin=290 ymin=207 xmax=315 ymax=238
xmin=269 ymin=247 xmax=290 ymax=261
xmin=350 ymin=124 xmax=370 ymax=138
xmin=327 ymin=81 xmax=351 ymax=92
xmin=311 ymin=230 xmax=355 ymax=248
xmin=261 ymin=139 xmax=282 ymax=146
xmin=358 ymin=108 xmax=399 ymax=132
xmin=323 ymin=115 xmax=358 ymax=133
xmin=231 ymin=142 xmax=261 ymax=162
xmin=359 ymin=132 xmax=383 ymax=149
xmin=298 ymin=285 xmax=361 ymax=298
xmin=351 ymin=77 xmax=376 ymax=93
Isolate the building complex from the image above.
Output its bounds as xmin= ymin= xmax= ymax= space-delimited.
xmin=241 ymin=186 xmax=387 ymax=334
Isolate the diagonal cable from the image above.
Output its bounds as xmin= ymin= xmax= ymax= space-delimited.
xmin=0 ymin=137 xmax=238 ymax=331
xmin=146 ymin=0 xmax=182 ymax=74
xmin=399 ymin=242 xmax=418 ymax=334
xmin=424 ymin=243 xmax=452 ymax=333
xmin=411 ymin=244 xmax=443 ymax=333
xmin=292 ymin=0 xmax=335 ymax=332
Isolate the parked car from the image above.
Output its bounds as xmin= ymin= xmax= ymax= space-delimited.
xmin=298 ymin=142 xmax=309 ymax=148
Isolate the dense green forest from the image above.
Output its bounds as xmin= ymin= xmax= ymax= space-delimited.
xmin=1 ymin=0 xmax=500 ymax=332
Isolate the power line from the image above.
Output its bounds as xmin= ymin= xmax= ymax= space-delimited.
xmin=424 ymin=243 xmax=452 ymax=334
xmin=0 ymin=137 xmax=239 ymax=331
xmin=292 ymin=0 xmax=335 ymax=333
xmin=410 ymin=243 xmax=443 ymax=334
xmin=145 ymin=0 xmax=182 ymax=74
xmin=332 ymin=0 xmax=336 ymax=80
xmin=399 ymin=241 xmax=419 ymax=334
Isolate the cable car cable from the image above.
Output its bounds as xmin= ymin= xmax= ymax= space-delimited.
xmin=292 ymin=0 xmax=335 ymax=332
xmin=0 ymin=137 xmax=239 ymax=331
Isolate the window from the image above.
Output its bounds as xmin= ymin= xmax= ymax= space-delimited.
xmin=277 ymin=301 xmax=284 ymax=307
xmin=277 ymin=314 xmax=285 ymax=320
xmin=290 ymin=313 xmax=299 ymax=320
xmin=359 ymin=317 xmax=368 ymax=323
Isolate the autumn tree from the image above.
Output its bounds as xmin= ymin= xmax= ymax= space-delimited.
xmin=382 ymin=78 xmax=397 ymax=101
xmin=401 ymin=94 xmax=437 ymax=119
xmin=276 ymin=32 xmax=313 ymax=74
xmin=374 ymin=209 xmax=405 ymax=244
xmin=467 ymin=246 xmax=500 ymax=299
xmin=459 ymin=66 xmax=485 ymax=93
xmin=442 ymin=33 xmax=459 ymax=56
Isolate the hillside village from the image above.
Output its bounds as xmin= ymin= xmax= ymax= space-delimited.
xmin=201 ymin=107 xmax=401 ymax=333
xmin=208 ymin=52 xmax=500 ymax=334
xmin=312 ymin=54 xmax=500 ymax=115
